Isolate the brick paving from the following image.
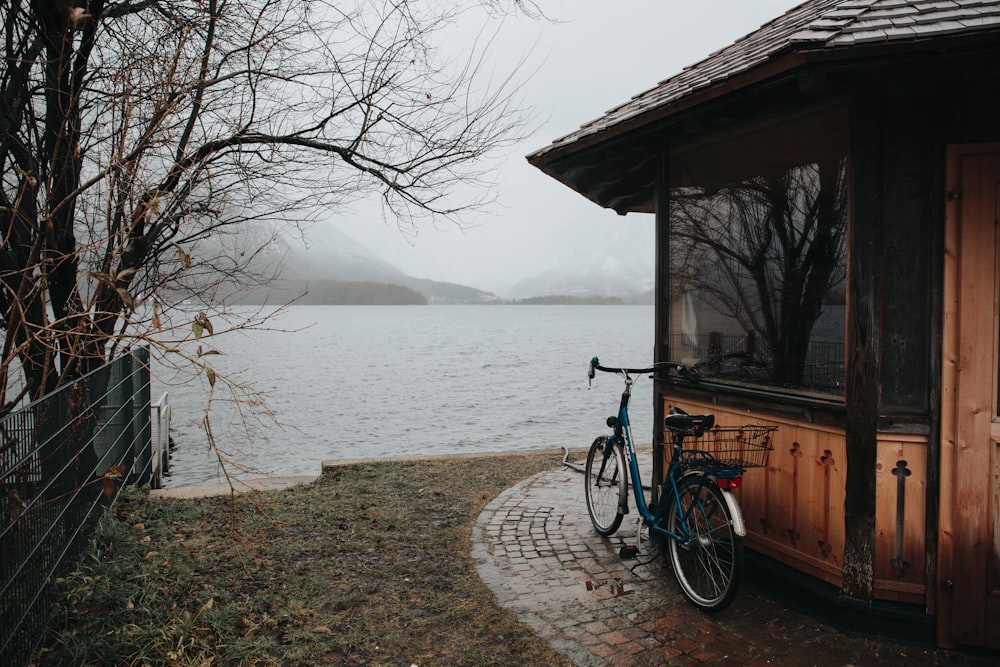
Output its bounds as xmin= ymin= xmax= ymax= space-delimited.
xmin=471 ymin=459 xmax=997 ymax=667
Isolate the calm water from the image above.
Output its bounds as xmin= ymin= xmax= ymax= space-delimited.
xmin=155 ymin=305 xmax=655 ymax=487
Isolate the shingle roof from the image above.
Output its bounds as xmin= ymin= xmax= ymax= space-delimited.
xmin=794 ymin=0 xmax=1000 ymax=45
xmin=530 ymin=0 xmax=1000 ymax=160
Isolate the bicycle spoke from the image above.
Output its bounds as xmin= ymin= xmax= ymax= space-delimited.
xmin=585 ymin=436 xmax=626 ymax=536
xmin=667 ymin=476 xmax=743 ymax=612
xmin=686 ymin=494 xmax=728 ymax=595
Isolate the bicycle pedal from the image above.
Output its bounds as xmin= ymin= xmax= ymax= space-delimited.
xmin=619 ymin=545 xmax=639 ymax=559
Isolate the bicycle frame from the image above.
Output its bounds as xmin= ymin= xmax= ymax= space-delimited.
xmin=586 ymin=357 xmax=769 ymax=612
xmin=600 ymin=369 xmax=747 ymax=543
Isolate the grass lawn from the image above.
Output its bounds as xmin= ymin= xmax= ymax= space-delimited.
xmin=36 ymin=452 xmax=573 ymax=666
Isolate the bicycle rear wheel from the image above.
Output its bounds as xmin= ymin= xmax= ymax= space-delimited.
xmin=584 ymin=436 xmax=627 ymax=536
xmin=666 ymin=474 xmax=743 ymax=612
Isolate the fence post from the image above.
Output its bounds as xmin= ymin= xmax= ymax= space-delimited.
xmin=123 ymin=354 xmax=136 ymax=483
xmin=132 ymin=348 xmax=152 ymax=485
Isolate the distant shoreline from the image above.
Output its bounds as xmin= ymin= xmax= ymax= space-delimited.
xmin=230 ymin=298 xmax=649 ymax=306
xmin=224 ymin=293 xmax=650 ymax=306
xmin=204 ymin=277 xmax=653 ymax=306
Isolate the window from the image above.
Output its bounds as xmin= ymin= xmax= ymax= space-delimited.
xmin=668 ymin=108 xmax=848 ymax=399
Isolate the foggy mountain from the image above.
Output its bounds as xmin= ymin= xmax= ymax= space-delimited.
xmin=222 ymin=220 xmax=654 ymax=304
xmin=276 ymin=223 xmax=655 ymax=303
xmin=263 ymin=223 xmax=498 ymax=304
xmin=506 ymin=253 xmax=654 ymax=304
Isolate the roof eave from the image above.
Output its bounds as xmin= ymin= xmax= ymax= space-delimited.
xmin=526 ymin=50 xmax=811 ymax=176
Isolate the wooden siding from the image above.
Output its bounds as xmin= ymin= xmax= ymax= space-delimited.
xmin=939 ymin=145 xmax=1000 ymax=648
xmin=873 ymin=435 xmax=929 ymax=604
xmin=662 ymin=396 xmax=927 ymax=604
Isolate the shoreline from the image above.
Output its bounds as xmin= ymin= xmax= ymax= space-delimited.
xmin=151 ymin=447 xmax=581 ymax=499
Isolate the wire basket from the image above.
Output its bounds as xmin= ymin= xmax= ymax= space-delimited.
xmin=680 ymin=426 xmax=777 ymax=469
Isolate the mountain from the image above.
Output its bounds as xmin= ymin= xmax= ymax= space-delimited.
xmin=210 ymin=219 xmax=653 ymax=305
xmin=506 ymin=252 xmax=654 ymax=304
xmin=242 ymin=222 xmax=497 ymax=304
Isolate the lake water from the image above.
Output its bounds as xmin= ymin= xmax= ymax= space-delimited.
xmin=155 ymin=305 xmax=655 ymax=487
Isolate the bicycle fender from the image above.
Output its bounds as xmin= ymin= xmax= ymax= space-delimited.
xmin=720 ymin=488 xmax=746 ymax=537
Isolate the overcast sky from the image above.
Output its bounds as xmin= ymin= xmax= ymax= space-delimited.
xmin=333 ymin=1 xmax=799 ymax=295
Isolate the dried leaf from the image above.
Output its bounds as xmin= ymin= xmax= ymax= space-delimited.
xmin=90 ymin=271 xmax=116 ymax=287
xmin=134 ymin=523 xmax=145 ymax=530
xmin=173 ymin=243 xmax=191 ymax=270
xmin=152 ymin=301 xmax=161 ymax=331
xmin=197 ymin=312 xmax=214 ymax=336
xmin=192 ymin=311 xmax=214 ymax=339
xmin=68 ymin=6 xmax=90 ymax=26
xmin=116 ymin=287 xmax=135 ymax=308
xmin=205 ymin=366 xmax=216 ymax=388
xmin=145 ymin=551 xmax=158 ymax=560
xmin=101 ymin=466 xmax=122 ymax=498
xmin=312 ymin=626 xmax=332 ymax=634
xmin=147 ymin=192 xmax=162 ymax=215
xmin=116 ymin=267 xmax=138 ymax=281
xmin=199 ymin=598 xmax=215 ymax=613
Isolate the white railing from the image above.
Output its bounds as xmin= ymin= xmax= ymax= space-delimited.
xmin=150 ymin=392 xmax=171 ymax=488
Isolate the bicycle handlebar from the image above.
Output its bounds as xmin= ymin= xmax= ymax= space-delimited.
xmin=588 ymin=357 xmax=701 ymax=385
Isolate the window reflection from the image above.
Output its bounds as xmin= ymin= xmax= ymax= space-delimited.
xmin=669 ymin=155 xmax=847 ymax=398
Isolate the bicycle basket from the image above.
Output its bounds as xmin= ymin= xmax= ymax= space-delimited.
xmin=682 ymin=426 xmax=777 ymax=469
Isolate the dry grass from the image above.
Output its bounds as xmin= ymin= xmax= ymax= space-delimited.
xmin=36 ymin=452 xmax=573 ymax=666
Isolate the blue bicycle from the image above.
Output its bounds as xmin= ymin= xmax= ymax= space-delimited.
xmin=585 ymin=357 xmax=775 ymax=612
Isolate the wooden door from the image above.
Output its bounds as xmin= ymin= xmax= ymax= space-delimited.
xmin=941 ymin=146 xmax=1000 ymax=649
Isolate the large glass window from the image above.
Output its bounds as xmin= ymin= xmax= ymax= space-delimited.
xmin=668 ymin=108 xmax=848 ymax=399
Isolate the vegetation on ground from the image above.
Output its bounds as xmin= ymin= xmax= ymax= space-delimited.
xmin=36 ymin=453 xmax=572 ymax=666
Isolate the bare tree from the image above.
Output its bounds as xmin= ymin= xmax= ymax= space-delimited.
xmin=672 ymin=159 xmax=848 ymax=390
xmin=0 ymin=0 xmax=535 ymax=415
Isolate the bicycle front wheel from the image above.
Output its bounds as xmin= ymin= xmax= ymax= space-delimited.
xmin=584 ymin=436 xmax=627 ymax=536
xmin=667 ymin=474 xmax=743 ymax=612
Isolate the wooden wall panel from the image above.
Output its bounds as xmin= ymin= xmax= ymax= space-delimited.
xmin=665 ymin=398 xmax=846 ymax=585
xmin=663 ymin=396 xmax=928 ymax=606
xmin=874 ymin=436 xmax=928 ymax=603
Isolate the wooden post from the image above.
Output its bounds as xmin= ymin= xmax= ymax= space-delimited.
xmin=842 ymin=92 xmax=882 ymax=600
xmin=652 ymin=152 xmax=671 ymax=500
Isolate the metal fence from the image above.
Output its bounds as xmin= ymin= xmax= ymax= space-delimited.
xmin=0 ymin=348 xmax=167 ymax=667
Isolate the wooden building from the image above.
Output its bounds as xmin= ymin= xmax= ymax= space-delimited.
xmin=528 ymin=0 xmax=1000 ymax=650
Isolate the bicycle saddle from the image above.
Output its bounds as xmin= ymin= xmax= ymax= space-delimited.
xmin=664 ymin=407 xmax=715 ymax=432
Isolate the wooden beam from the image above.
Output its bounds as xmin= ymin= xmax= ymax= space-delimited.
xmin=652 ymin=152 xmax=671 ymax=500
xmin=842 ymin=91 xmax=883 ymax=600
xmin=606 ymin=188 xmax=655 ymax=216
